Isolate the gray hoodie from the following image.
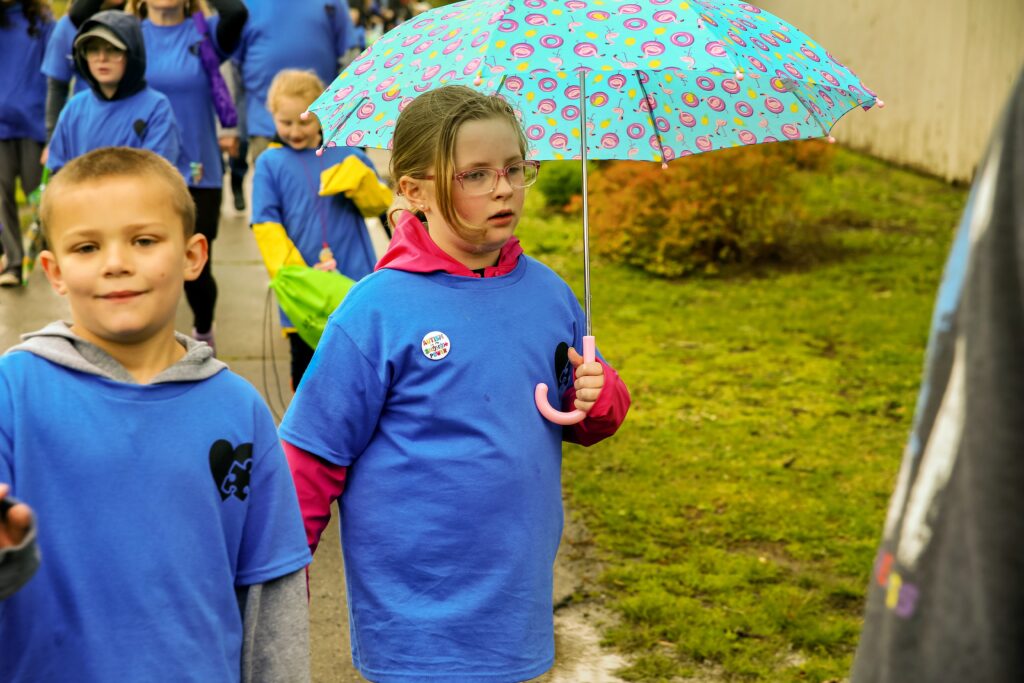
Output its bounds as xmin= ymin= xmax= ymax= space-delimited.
xmin=1 ymin=323 xmax=310 ymax=683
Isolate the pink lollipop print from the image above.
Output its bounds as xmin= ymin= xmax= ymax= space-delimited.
xmin=381 ymin=87 xmax=401 ymax=102
xmin=332 ymin=85 xmax=353 ymax=102
xmin=705 ymin=41 xmax=727 ymax=58
xmin=589 ymin=92 xmax=609 ymax=107
xmin=751 ymin=38 xmax=770 ymax=52
xmin=678 ymin=111 xmax=696 ymax=127
xmin=401 ymin=34 xmax=421 ymax=47
xmin=524 ymin=0 xmax=546 ymax=7
xmin=707 ymin=96 xmax=726 ymax=112
xmin=765 ymin=97 xmax=784 ymax=114
xmin=525 ymin=13 xmax=549 ymax=26
xmin=653 ymin=10 xmax=676 ymax=22
xmin=384 ymin=53 xmax=405 ymax=67
xmin=462 ymin=57 xmax=483 ymax=75
xmin=565 ymin=0 xmax=586 ymax=9
xmin=607 ymin=74 xmax=627 ymax=91
xmin=780 ymin=123 xmax=800 ymax=139
xmin=747 ymin=56 xmax=767 ymax=72
xmin=800 ymin=45 xmax=821 ymax=62
xmin=442 ymin=39 xmax=463 ymax=55
xmin=821 ymin=71 xmax=841 ymax=86
xmin=740 ymin=3 xmax=761 ymax=12
xmin=537 ymin=99 xmax=557 ymax=114
xmin=471 ymin=31 xmax=490 ymax=48
xmin=354 ymin=59 xmax=376 ymax=76
xmin=671 ymin=32 xmax=694 ymax=47
xmin=641 ymin=41 xmax=665 ymax=57
xmin=421 ymin=64 xmax=441 ymax=82
xmin=346 ymin=130 xmax=366 ymax=146
xmin=682 ymin=92 xmax=700 ymax=108
xmin=355 ymin=102 xmax=376 ymax=119
xmin=727 ymin=31 xmax=747 ymax=47
xmin=721 ymin=79 xmax=741 ymax=95
xmin=498 ymin=19 xmax=519 ymax=32
xmin=375 ymin=76 xmax=396 ymax=92
xmin=737 ymin=130 xmax=757 ymax=145
xmin=618 ymin=3 xmax=642 ymax=13
xmin=695 ymin=135 xmax=713 ymax=151
xmin=412 ymin=40 xmax=434 ymax=54
xmin=549 ymin=132 xmax=569 ymax=149
xmin=574 ymin=42 xmax=601 ymax=58
xmin=504 ymin=76 xmax=525 ymax=92
xmin=600 ymin=133 xmax=619 ymax=149
xmin=587 ymin=10 xmax=610 ymax=21
xmin=819 ymin=91 xmax=835 ymax=107
xmin=760 ymin=32 xmax=779 ymax=47
xmin=772 ymin=30 xmax=791 ymax=44
xmin=564 ymin=85 xmax=581 ymax=100
xmin=784 ymin=63 xmax=803 ymax=79
xmin=398 ymin=97 xmax=415 ymax=111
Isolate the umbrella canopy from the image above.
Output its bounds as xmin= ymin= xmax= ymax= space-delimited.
xmin=308 ymin=0 xmax=881 ymax=164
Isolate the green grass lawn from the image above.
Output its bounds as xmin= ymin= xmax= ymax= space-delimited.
xmin=517 ymin=148 xmax=966 ymax=682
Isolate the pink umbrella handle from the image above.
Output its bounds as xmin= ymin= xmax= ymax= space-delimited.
xmin=534 ymin=335 xmax=596 ymax=425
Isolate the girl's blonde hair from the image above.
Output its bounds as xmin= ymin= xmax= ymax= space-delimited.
xmin=125 ymin=0 xmax=210 ymax=18
xmin=390 ymin=85 xmax=528 ymax=243
xmin=267 ymin=69 xmax=326 ymax=113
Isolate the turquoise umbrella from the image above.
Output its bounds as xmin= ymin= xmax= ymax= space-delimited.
xmin=306 ymin=0 xmax=882 ymax=423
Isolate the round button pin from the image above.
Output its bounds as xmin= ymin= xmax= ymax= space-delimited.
xmin=421 ymin=331 xmax=451 ymax=360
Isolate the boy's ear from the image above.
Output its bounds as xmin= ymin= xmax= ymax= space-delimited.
xmin=39 ymin=250 xmax=69 ymax=296
xmin=183 ymin=234 xmax=209 ymax=282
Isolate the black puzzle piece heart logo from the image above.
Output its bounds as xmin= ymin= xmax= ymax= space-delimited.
xmin=133 ymin=119 xmax=147 ymax=138
xmin=209 ymin=439 xmax=254 ymax=501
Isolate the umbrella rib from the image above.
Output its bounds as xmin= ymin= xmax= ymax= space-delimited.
xmin=634 ymin=70 xmax=668 ymax=168
xmin=788 ymin=83 xmax=834 ymax=140
xmin=320 ymin=96 xmax=368 ymax=152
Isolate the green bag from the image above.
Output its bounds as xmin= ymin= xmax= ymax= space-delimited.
xmin=269 ymin=265 xmax=356 ymax=348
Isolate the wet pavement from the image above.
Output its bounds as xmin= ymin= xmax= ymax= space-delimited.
xmin=0 ymin=163 xmax=628 ymax=683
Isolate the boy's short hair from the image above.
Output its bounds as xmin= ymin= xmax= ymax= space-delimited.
xmin=267 ymin=69 xmax=326 ymax=112
xmin=40 ymin=147 xmax=196 ymax=241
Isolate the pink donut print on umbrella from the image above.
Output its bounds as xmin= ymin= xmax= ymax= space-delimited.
xmin=306 ymin=0 xmax=883 ymax=424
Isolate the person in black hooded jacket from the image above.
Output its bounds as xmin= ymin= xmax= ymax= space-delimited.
xmin=46 ymin=10 xmax=186 ymax=179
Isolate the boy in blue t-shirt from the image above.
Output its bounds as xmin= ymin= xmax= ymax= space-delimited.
xmin=46 ymin=10 xmax=186 ymax=179
xmin=0 ymin=147 xmax=312 ymax=682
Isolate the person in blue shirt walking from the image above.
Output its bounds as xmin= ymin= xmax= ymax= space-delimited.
xmin=279 ymin=86 xmax=632 ymax=682
xmin=40 ymin=1 xmax=126 ymax=152
xmin=229 ymin=0 xmax=355 ymax=207
xmin=0 ymin=146 xmax=312 ymax=682
xmin=251 ymin=69 xmax=390 ymax=388
xmin=0 ymin=0 xmax=54 ymax=287
xmin=71 ymin=0 xmax=248 ymax=353
xmin=47 ymin=11 xmax=185 ymax=182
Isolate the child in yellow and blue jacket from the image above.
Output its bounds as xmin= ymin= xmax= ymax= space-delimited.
xmin=251 ymin=69 xmax=392 ymax=388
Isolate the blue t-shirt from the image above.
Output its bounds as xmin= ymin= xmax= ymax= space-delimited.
xmin=280 ymin=257 xmax=596 ymax=682
xmin=47 ymin=86 xmax=186 ymax=178
xmin=252 ymin=144 xmax=378 ymax=327
xmin=234 ymin=0 xmax=353 ymax=138
xmin=40 ymin=14 xmax=88 ymax=94
xmin=0 ymin=7 xmax=54 ymax=142
xmin=142 ymin=16 xmax=225 ymax=189
xmin=0 ymin=352 xmax=311 ymax=682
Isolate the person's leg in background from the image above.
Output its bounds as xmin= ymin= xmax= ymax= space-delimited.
xmin=185 ymin=187 xmax=222 ymax=351
xmin=249 ymin=135 xmax=273 ymax=166
xmin=0 ymin=138 xmax=44 ymax=286
xmin=287 ymin=332 xmax=316 ymax=391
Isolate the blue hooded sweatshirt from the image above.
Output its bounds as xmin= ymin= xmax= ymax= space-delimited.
xmin=47 ymin=11 xmax=186 ymax=178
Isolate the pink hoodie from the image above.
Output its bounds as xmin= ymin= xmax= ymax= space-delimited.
xmin=285 ymin=211 xmax=630 ymax=554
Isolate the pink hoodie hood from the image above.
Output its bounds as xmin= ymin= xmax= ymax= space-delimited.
xmin=375 ymin=210 xmax=524 ymax=278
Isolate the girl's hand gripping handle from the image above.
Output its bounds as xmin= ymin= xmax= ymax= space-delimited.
xmin=534 ymin=335 xmax=595 ymax=425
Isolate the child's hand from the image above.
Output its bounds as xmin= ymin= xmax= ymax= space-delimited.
xmin=314 ymin=258 xmax=338 ymax=272
xmin=0 ymin=484 xmax=32 ymax=549
xmin=567 ymin=346 xmax=604 ymax=413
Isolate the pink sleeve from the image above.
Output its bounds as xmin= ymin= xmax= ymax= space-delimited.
xmin=562 ymin=358 xmax=631 ymax=447
xmin=283 ymin=440 xmax=348 ymax=556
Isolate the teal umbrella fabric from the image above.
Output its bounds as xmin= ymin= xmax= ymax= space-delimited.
xmin=307 ymin=0 xmax=882 ymax=163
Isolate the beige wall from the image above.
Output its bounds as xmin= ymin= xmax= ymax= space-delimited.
xmin=755 ymin=0 xmax=1024 ymax=183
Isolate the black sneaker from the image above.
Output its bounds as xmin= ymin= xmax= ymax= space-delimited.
xmin=231 ymin=177 xmax=246 ymax=212
xmin=0 ymin=268 xmax=21 ymax=288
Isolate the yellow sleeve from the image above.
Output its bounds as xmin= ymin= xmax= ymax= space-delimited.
xmin=251 ymin=222 xmax=308 ymax=278
xmin=319 ymin=154 xmax=394 ymax=217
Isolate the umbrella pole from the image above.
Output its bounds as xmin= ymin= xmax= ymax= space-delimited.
xmin=578 ymin=69 xmax=592 ymax=338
